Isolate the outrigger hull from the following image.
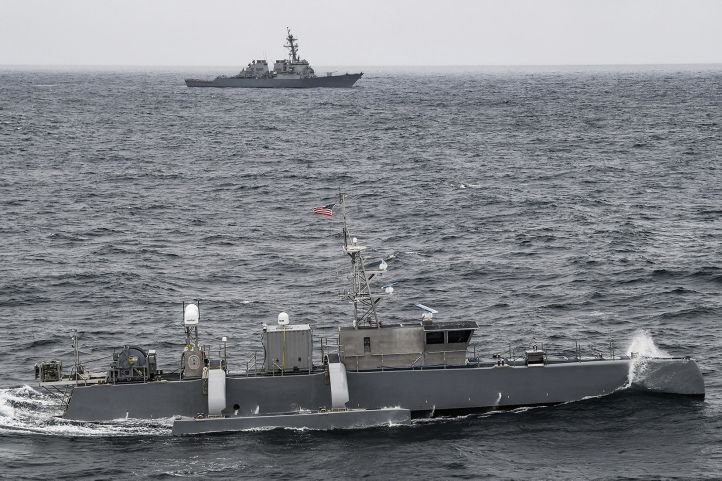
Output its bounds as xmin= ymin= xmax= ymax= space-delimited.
xmin=184 ymin=73 xmax=362 ymax=89
xmin=172 ymin=408 xmax=411 ymax=435
xmin=62 ymin=357 xmax=704 ymax=422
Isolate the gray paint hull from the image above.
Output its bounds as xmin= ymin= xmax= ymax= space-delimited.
xmin=185 ymin=73 xmax=362 ymax=89
xmin=171 ymin=408 xmax=411 ymax=435
xmin=63 ymin=357 xmax=704 ymax=421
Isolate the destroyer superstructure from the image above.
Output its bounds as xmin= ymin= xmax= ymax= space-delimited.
xmin=34 ymin=194 xmax=705 ymax=433
xmin=185 ymin=28 xmax=362 ymax=89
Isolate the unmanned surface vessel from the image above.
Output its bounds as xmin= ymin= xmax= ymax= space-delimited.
xmin=185 ymin=28 xmax=362 ymax=89
xmin=34 ymin=194 xmax=705 ymax=434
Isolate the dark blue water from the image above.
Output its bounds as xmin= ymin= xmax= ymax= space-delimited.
xmin=0 ymin=66 xmax=721 ymax=479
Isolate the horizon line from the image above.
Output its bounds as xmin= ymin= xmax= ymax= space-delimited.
xmin=1 ymin=62 xmax=721 ymax=69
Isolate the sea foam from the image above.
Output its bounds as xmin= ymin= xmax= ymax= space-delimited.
xmin=0 ymin=385 xmax=172 ymax=437
xmin=625 ymin=330 xmax=671 ymax=389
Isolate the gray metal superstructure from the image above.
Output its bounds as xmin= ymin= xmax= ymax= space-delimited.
xmin=35 ymin=194 xmax=705 ymax=431
xmin=185 ymin=29 xmax=363 ymax=89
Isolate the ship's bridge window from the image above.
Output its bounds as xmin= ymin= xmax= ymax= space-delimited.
xmin=447 ymin=329 xmax=473 ymax=344
xmin=425 ymin=331 xmax=445 ymax=344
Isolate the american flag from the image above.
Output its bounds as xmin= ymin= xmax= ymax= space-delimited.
xmin=312 ymin=203 xmax=335 ymax=217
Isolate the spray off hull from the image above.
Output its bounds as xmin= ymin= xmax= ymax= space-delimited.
xmin=185 ymin=73 xmax=362 ymax=89
xmin=62 ymin=357 xmax=704 ymax=422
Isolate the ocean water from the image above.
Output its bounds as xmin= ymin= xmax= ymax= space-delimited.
xmin=0 ymin=65 xmax=721 ymax=480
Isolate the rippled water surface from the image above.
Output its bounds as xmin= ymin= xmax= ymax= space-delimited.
xmin=0 ymin=66 xmax=721 ymax=479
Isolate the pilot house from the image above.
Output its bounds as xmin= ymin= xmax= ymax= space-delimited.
xmin=339 ymin=321 xmax=477 ymax=371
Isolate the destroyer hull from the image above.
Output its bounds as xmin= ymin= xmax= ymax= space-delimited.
xmin=185 ymin=73 xmax=362 ymax=89
xmin=62 ymin=357 xmax=704 ymax=422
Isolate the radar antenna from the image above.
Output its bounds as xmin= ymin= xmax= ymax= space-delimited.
xmin=284 ymin=27 xmax=300 ymax=63
xmin=340 ymin=193 xmax=390 ymax=328
xmin=183 ymin=300 xmax=200 ymax=347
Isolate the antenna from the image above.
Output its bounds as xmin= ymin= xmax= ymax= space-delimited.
xmin=183 ymin=301 xmax=200 ymax=347
xmin=284 ymin=27 xmax=300 ymax=63
xmin=72 ymin=330 xmax=80 ymax=383
xmin=340 ymin=190 xmax=348 ymax=249
xmin=415 ymin=304 xmax=438 ymax=323
xmin=340 ymin=192 xmax=387 ymax=328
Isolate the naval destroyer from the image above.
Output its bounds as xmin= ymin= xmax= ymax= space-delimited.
xmin=34 ymin=194 xmax=705 ymax=434
xmin=185 ymin=28 xmax=362 ymax=89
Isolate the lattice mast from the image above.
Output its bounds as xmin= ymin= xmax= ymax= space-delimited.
xmin=340 ymin=193 xmax=389 ymax=328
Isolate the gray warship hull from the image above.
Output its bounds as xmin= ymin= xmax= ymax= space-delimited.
xmin=62 ymin=357 xmax=704 ymax=422
xmin=185 ymin=73 xmax=362 ymax=89
xmin=36 ymin=193 xmax=706 ymax=429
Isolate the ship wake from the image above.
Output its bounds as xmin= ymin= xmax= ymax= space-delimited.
xmin=0 ymin=385 xmax=173 ymax=437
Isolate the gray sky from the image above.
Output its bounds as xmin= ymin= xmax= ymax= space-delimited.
xmin=1 ymin=0 xmax=720 ymax=66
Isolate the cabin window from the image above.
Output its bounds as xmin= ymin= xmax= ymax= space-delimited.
xmin=425 ymin=331 xmax=445 ymax=344
xmin=363 ymin=337 xmax=371 ymax=353
xmin=447 ymin=330 xmax=473 ymax=344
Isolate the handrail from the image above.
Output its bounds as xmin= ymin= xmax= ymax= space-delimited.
xmin=342 ymin=348 xmax=469 ymax=359
xmin=341 ymin=348 xmax=470 ymax=370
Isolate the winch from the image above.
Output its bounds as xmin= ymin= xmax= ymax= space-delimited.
xmin=108 ymin=345 xmax=157 ymax=382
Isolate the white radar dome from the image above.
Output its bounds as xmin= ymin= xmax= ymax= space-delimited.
xmin=278 ymin=312 xmax=290 ymax=326
xmin=184 ymin=304 xmax=199 ymax=326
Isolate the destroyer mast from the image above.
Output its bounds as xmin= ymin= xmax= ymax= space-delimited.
xmin=284 ymin=27 xmax=300 ymax=63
